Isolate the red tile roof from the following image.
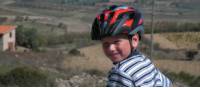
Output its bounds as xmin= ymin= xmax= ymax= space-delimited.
xmin=0 ymin=25 xmax=16 ymax=34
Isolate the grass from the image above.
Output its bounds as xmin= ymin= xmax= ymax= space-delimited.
xmin=162 ymin=32 xmax=200 ymax=49
xmin=29 ymin=8 xmax=75 ymax=17
xmin=144 ymin=21 xmax=200 ymax=34
xmin=0 ymin=65 xmax=13 ymax=75
xmin=0 ymin=8 xmax=28 ymax=16
xmin=0 ymin=66 xmax=55 ymax=87
xmin=164 ymin=71 xmax=200 ymax=87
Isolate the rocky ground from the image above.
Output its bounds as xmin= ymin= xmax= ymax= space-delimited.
xmin=54 ymin=72 xmax=107 ymax=87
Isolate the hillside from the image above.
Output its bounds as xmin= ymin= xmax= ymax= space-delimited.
xmin=0 ymin=0 xmax=200 ymax=87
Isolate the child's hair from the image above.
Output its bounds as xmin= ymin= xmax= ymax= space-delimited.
xmin=91 ymin=5 xmax=144 ymax=40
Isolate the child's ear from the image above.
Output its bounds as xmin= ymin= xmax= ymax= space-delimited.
xmin=131 ymin=34 xmax=139 ymax=48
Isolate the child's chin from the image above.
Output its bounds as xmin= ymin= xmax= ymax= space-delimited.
xmin=110 ymin=57 xmax=123 ymax=63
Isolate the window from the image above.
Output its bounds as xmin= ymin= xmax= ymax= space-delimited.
xmin=9 ymin=32 xmax=12 ymax=38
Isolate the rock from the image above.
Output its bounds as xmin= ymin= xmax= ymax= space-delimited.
xmin=173 ymin=81 xmax=188 ymax=87
xmin=54 ymin=72 xmax=107 ymax=87
xmin=55 ymin=78 xmax=71 ymax=87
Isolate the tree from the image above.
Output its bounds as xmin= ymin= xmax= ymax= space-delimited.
xmin=16 ymin=25 xmax=45 ymax=51
xmin=16 ymin=25 xmax=28 ymax=46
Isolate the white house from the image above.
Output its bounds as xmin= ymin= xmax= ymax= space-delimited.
xmin=0 ymin=25 xmax=16 ymax=51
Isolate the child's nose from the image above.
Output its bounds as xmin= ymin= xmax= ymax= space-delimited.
xmin=109 ymin=44 xmax=117 ymax=51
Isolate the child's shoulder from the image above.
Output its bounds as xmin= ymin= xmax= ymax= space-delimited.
xmin=117 ymin=54 xmax=150 ymax=71
xmin=110 ymin=53 xmax=155 ymax=78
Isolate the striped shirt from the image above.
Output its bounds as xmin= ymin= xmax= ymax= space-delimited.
xmin=107 ymin=50 xmax=172 ymax=87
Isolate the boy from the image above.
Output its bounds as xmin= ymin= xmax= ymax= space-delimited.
xmin=91 ymin=5 xmax=172 ymax=87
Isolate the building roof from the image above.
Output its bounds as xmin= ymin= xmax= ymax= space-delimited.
xmin=0 ymin=25 xmax=16 ymax=34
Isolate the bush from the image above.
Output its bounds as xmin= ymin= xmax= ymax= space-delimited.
xmin=57 ymin=22 xmax=68 ymax=29
xmin=85 ymin=69 xmax=105 ymax=76
xmin=197 ymin=43 xmax=200 ymax=50
xmin=189 ymin=76 xmax=200 ymax=86
xmin=68 ymin=48 xmax=81 ymax=56
xmin=14 ymin=16 xmax=24 ymax=22
xmin=185 ymin=50 xmax=198 ymax=60
xmin=16 ymin=25 xmax=46 ymax=51
xmin=164 ymin=71 xmax=200 ymax=87
xmin=0 ymin=67 xmax=53 ymax=87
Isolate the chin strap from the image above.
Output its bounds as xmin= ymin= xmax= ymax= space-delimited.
xmin=128 ymin=35 xmax=134 ymax=57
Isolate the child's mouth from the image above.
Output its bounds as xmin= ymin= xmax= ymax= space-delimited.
xmin=110 ymin=53 xmax=120 ymax=57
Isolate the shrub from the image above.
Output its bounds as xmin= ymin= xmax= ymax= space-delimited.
xmin=16 ymin=25 xmax=46 ymax=51
xmin=185 ymin=50 xmax=198 ymax=60
xmin=68 ymin=48 xmax=81 ymax=56
xmin=178 ymin=71 xmax=194 ymax=83
xmin=58 ymin=22 xmax=68 ymax=29
xmin=153 ymin=43 xmax=160 ymax=50
xmin=85 ymin=69 xmax=105 ymax=76
xmin=0 ymin=67 xmax=53 ymax=87
xmin=197 ymin=43 xmax=200 ymax=50
xmin=14 ymin=16 xmax=23 ymax=22
xmin=164 ymin=71 xmax=200 ymax=87
xmin=189 ymin=76 xmax=200 ymax=86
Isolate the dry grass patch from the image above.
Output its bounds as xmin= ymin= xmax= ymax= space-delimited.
xmin=61 ymin=44 xmax=112 ymax=73
xmin=162 ymin=32 xmax=200 ymax=49
xmin=144 ymin=34 xmax=178 ymax=50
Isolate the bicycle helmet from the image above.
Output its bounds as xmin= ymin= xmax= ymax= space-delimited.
xmin=91 ymin=5 xmax=144 ymax=40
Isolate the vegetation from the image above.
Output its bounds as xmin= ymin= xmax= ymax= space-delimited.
xmin=15 ymin=23 xmax=96 ymax=51
xmin=68 ymin=48 xmax=82 ymax=56
xmin=164 ymin=71 xmax=200 ymax=86
xmin=162 ymin=32 xmax=200 ymax=49
xmin=16 ymin=25 xmax=45 ymax=51
xmin=16 ymin=0 xmax=109 ymax=7
xmin=198 ymin=43 xmax=200 ymax=50
xmin=145 ymin=22 xmax=200 ymax=34
xmin=0 ymin=66 xmax=54 ymax=87
xmin=85 ymin=69 xmax=106 ymax=76
xmin=185 ymin=50 xmax=198 ymax=60
xmin=44 ymin=32 xmax=96 ymax=50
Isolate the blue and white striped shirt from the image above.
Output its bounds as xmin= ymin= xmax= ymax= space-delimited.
xmin=107 ymin=50 xmax=172 ymax=87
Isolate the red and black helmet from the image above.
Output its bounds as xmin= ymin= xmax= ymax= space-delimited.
xmin=91 ymin=5 xmax=144 ymax=40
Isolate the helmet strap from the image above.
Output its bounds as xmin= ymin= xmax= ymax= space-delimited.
xmin=128 ymin=35 xmax=134 ymax=55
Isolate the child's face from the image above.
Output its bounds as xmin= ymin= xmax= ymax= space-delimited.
xmin=101 ymin=34 xmax=133 ymax=63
